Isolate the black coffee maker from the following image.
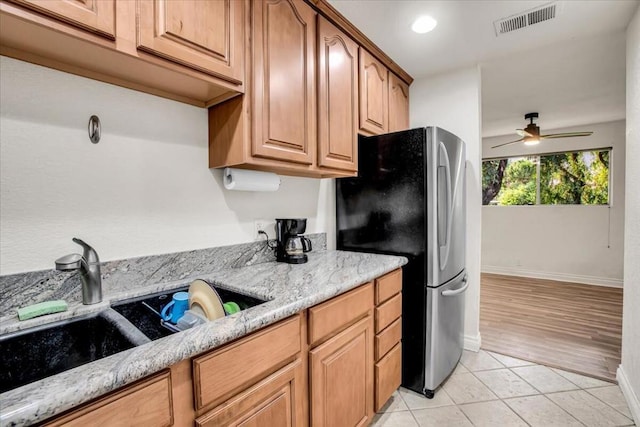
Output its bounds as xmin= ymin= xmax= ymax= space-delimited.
xmin=275 ymin=218 xmax=312 ymax=264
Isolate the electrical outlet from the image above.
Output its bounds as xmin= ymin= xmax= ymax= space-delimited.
xmin=254 ymin=220 xmax=274 ymax=241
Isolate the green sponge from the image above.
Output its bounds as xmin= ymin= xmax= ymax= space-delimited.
xmin=17 ymin=300 xmax=68 ymax=321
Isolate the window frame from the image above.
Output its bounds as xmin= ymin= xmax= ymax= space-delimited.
xmin=482 ymin=146 xmax=612 ymax=207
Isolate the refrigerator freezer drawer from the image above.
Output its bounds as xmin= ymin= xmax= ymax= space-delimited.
xmin=424 ymin=271 xmax=467 ymax=392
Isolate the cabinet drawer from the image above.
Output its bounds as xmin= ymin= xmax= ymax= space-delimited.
xmin=45 ymin=371 xmax=173 ymax=426
xmin=375 ymin=292 xmax=401 ymax=333
xmin=193 ymin=315 xmax=301 ymax=411
xmin=374 ymin=343 xmax=402 ymax=412
xmin=196 ymin=359 xmax=303 ymax=427
xmin=375 ymin=317 xmax=401 ymax=361
xmin=308 ymin=282 xmax=373 ymax=347
xmin=375 ymin=269 xmax=402 ymax=304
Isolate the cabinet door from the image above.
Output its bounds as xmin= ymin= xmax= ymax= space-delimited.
xmin=137 ymin=0 xmax=243 ymax=83
xmin=9 ymin=0 xmax=115 ymax=39
xmin=317 ymin=17 xmax=358 ymax=172
xmin=196 ymin=360 xmax=305 ymax=427
xmin=359 ymin=49 xmax=388 ymax=135
xmin=310 ymin=316 xmax=374 ymax=427
xmin=252 ymin=0 xmax=316 ymax=165
xmin=388 ymin=73 xmax=410 ymax=132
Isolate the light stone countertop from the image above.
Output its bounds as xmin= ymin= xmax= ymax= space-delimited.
xmin=0 ymin=250 xmax=407 ymax=426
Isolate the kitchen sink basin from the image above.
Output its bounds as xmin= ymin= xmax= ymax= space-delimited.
xmin=111 ymin=286 xmax=266 ymax=341
xmin=0 ymin=313 xmax=138 ymax=394
xmin=0 ymin=285 xmax=266 ymax=394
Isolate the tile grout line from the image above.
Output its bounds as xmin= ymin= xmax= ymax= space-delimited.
xmin=504 ymin=364 xmax=594 ymax=426
xmin=467 ymin=353 xmax=588 ymax=427
xmin=581 ymin=387 xmax=635 ymax=422
xmin=461 ymin=364 xmax=534 ymax=427
xmin=396 ymin=387 xmax=423 ymax=427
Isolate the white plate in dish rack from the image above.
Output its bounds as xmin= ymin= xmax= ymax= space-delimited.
xmin=188 ymin=279 xmax=225 ymax=321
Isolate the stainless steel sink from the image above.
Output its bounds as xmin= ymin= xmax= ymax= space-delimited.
xmin=0 ymin=311 xmax=147 ymax=394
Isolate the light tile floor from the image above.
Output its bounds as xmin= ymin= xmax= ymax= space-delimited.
xmin=372 ymin=350 xmax=635 ymax=427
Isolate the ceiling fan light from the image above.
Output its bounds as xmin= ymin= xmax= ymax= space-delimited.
xmin=524 ymin=137 xmax=540 ymax=146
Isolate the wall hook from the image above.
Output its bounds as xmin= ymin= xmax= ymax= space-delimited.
xmin=88 ymin=115 xmax=101 ymax=144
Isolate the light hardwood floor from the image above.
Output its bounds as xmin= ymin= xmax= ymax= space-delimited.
xmin=480 ymin=273 xmax=623 ymax=382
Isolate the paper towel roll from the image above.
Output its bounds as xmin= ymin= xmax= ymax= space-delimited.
xmin=223 ymin=168 xmax=281 ymax=192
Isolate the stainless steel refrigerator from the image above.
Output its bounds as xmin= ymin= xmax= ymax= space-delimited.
xmin=336 ymin=127 xmax=467 ymax=398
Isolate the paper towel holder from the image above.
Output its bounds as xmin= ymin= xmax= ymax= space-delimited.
xmin=223 ymin=167 xmax=281 ymax=192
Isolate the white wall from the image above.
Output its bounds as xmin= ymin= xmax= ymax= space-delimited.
xmin=0 ymin=57 xmax=336 ymax=274
xmin=410 ymin=66 xmax=483 ymax=351
xmin=482 ymin=120 xmax=626 ymax=287
xmin=619 ymin=3 xmax=640 ymax=422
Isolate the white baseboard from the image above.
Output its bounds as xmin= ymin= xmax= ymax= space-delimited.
xmin=464 ymin=332 xmax=481 ymax=352
xmin=482 ymin=265 xmax=623 ymax=288
xmin=617 ymin=365 xmax=639 ymax=423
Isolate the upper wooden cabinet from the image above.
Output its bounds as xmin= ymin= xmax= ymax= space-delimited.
xmin=359 ymin=49 xmax=388 ymax=136
xmin=358 ymin=49 xmax=410 ymax=136
xmin=209 ymin=0 xmax=362 ymax=178
xmin=137 ymin=0 xmax=243 ymax=84
xmin=388 ymin=72 xmax=410 ymax=132
xmin=8 ymin=0 xmax=116 ymax=39
xmin=0 ymin=0 xmax=243 ymax=107
xmin=317 ymin=17 xmax=358 ymax=172
xmin=251 ymin=0 xmax=316 ymax=166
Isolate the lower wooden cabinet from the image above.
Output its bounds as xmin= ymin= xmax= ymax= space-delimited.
xmin=307 ymin=283 xmax=375 ymax=427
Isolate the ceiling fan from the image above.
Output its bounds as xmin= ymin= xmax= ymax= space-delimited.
xmin=491 ymin=112 xmax=593 ymax=149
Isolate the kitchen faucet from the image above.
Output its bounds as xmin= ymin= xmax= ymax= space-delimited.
xmin=55 ymin=238 xmax=102 ymax=305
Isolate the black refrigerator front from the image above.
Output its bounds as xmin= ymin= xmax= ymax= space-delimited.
xmin=336 ymin=127 xmax=467 ymax=397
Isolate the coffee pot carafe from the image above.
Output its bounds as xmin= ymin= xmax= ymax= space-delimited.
xmin=275 ymin=218 xmax=312 ymax=264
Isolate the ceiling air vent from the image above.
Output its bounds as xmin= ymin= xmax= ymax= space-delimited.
xmin=494 ymin=2 xmax=558 ymax=36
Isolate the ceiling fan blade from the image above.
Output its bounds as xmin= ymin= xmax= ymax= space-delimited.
xmin=540 ymin=132 xmax=593 ymax=139
xmin=491 ymin=138 xmax=524 ymax=149
xmin=516 ymin=129 xmax=533 ymax=137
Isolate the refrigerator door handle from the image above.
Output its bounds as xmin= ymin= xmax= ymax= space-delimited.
xmin=438 ymin=141 xmax=453 ymax=270
xmin=441 ymin=275 xmax=469 ymax=296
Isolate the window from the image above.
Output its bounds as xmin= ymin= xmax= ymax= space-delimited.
xmin=482 ymin=149 xmax=610 ymax=206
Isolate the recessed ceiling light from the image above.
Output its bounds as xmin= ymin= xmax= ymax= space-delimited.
xmin=412 ymin=15 xmax=437 ymax=34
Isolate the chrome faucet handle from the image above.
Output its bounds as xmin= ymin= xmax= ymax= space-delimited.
xmin=55 ymin=238 xmax=103 ymax=304
xmin=72 ymin=237 xmax=100 ymax=264
xmin=55 ymin=253 xmax=83 ymax=270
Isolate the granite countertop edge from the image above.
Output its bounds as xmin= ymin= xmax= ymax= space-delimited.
xmin=0 ymin=250 xmax=407 ymax=426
